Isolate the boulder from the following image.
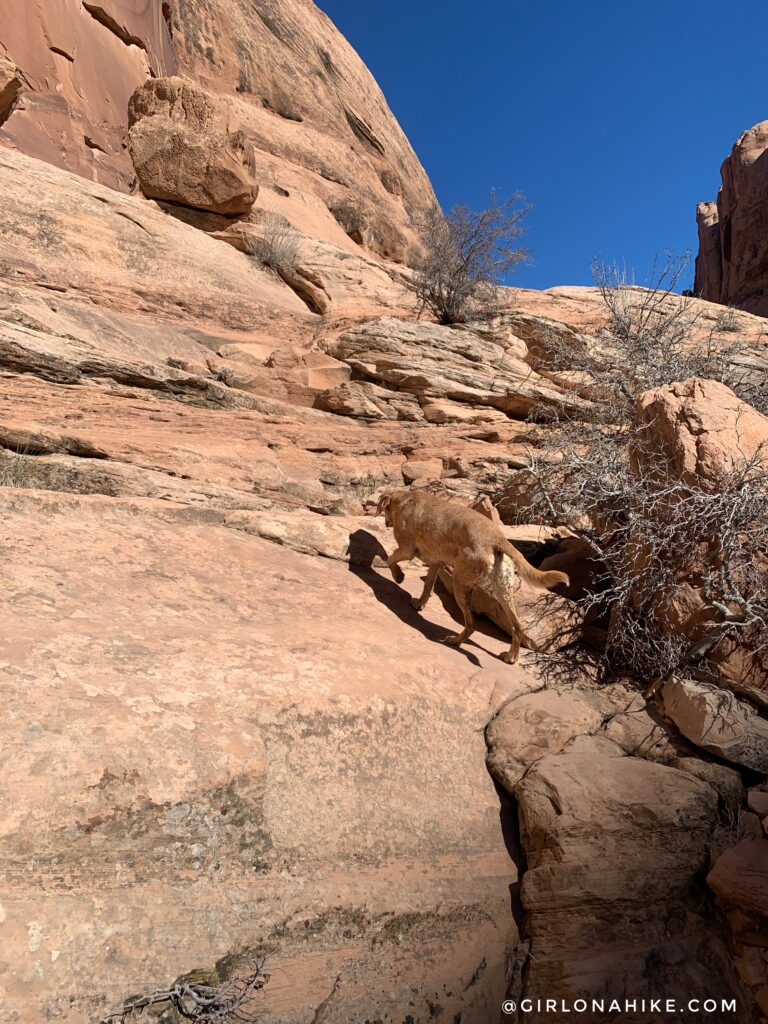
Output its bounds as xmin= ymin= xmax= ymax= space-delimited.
xmin=512 ymin=738 xmax=742 ymax=1012
xmin=485 ymin=688 xmax=604 ymax=792
xmin=635 ymin=378 xmax=768 ymax=491
xmin=708 ymin=837 xmax=768 ymax=918
xmin=663 ymin=677 xmax=768 ymax=772
xmin=128 ymin=77 xmax=258 ymax=215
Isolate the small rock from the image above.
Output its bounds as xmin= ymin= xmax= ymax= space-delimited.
xmin=663 ymin=677 xmax=768 ymax=773
xmin=402 ymin=458 xmax=443 ymax=484
xmin=708 ymin=837 xmax=768 ymax=917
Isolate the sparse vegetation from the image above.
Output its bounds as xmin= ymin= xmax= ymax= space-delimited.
xmin=715 ymin=307 xmax=742 ymax=333
xmin=0 ymin=450 xmax=39 ymax=488
xmin=0 ymin=450 xmax=118 ymax=496
xmin=499 ymin=253 xmax=768 ymax=684
xmin=709 ymin=807 xmax=757 ymax=864
xmin=99 ymin=961 xmax=269 ymax=1024
xmin=246 ymin=212 xmax=299 ymax=273
xmin=408 ymin=191 xmax=531 ymax=325
xmin=532 ymin=252 xmax=768 ymax=420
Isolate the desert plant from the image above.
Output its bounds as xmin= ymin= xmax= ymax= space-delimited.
xmin=502 ymin=420 xmax=767 ymax=682
xmin=709 ymin=807 xmax=757 ymax=864
xmin=247 ymin=212 xmax=299 ymax=272
xmin=715 ymin=307 xmax=742 ymax=333
xmin=0 ymin=451 xmax=37 ymax=488
xmin=99 ymin=961 xmax=269 ymax=1024
xmin=408 ymin=191 xmax=531 ymax=325
xmin=531 ymin=251 xmax=768 ymax=423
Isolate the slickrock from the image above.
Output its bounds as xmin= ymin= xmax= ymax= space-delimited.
xmin=0 ymin=489 xmax=518 ymax=1024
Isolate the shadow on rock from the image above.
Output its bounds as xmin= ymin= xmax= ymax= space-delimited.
xmin=347 ymin=529 xmax=482 ymax=666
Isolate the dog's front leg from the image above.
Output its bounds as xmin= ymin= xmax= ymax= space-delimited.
xmin=386 ymin=545 xmax=412 ymax=584
xmin=412 ymin=564 xmax=440 ymax=611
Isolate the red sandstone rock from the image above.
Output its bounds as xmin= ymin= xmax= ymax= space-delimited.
xmin=695 ymin=120 xmax=768 ymax=315
xmin=635 ymin=378 xmax=768 ymax=490
xmin=128 ymin=77 xmax=258 ymax=215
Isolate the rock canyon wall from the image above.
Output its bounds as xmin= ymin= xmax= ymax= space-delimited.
xmin=695 ymin=120 xmax=768 ymax=316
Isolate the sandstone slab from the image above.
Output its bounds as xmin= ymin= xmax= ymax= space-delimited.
xmin=0 ymin=488 xmax=522 ymax=1024
xmin=663 ymin=677 xmax=768 ymax=772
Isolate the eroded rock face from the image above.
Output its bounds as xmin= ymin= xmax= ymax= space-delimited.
xmin=128 ymin=77 xmax=258 ymax=214
xmin=486 ymin=688 xmax=751 ymax=1022
xmin=324 ymin=316 xmax=589 ymax=420
xmin=0 ymin=0 xmax=434 ymax=259
xmin=694 ymin=120 xmax=768 ymax=315
xmin=0 ymin=58 xmax=22 ymax=123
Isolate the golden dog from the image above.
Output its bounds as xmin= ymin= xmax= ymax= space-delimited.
xmin=377 ymin=489 xmax=569 ymax=664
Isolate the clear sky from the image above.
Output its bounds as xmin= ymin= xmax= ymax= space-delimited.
xmin=316 ymin=0 xmax=768 ymax=291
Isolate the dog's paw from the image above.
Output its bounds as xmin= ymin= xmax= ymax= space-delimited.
xmin=411 ymin=597 xmax=425 ymax=611
xmin=499 ymin=650 xmax=519 ymax=665
xmin=443 ymin=634 xmax=464 ymax=647
xmin=391 ymin=567 xmax=405 ymax=584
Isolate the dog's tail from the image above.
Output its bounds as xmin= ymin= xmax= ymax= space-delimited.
xmin=494 ymin=541 xmax=570 ymax=591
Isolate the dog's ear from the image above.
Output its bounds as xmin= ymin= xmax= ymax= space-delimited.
xmin=376 ymin=492 xmax=392 ymax=516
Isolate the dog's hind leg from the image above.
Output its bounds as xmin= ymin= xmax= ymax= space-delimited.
xmin=443 ymin=581 xmax=476 ymax=647
xmin=387 ymin=544 xmax=414 ymax=584
xmin=492 ymin=555 xmax=527 ymax=665
xmin=412 ymin=564 xmax=440 ymax=611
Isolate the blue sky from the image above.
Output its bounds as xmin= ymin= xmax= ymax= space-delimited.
xmin=317 ymin=0 xmax=768 ymax=291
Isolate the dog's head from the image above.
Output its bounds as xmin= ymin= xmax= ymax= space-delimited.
xmin=376 ymin=491 xmax=394 ymax=526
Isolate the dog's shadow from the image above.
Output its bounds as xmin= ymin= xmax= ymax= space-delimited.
xmin=347 ymin=529 xmax=484 ymax=666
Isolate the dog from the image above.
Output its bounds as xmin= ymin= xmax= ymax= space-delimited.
xmin=377 ymin=489 xmax=569 ymax=664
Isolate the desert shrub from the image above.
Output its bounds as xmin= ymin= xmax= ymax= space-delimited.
xmin=497 ymin=252 xmax=768 ymax=683
xmin=99 ymin=961 xmax=269 ymax=1023
xmin=408 ymin=191 xmax=531 ymax=325
xmin=534 ymin=252 xmax=768 ymax=421
xmin=510 ymin=424 xmax=768 ymax=681
xmin=247 ymin=212 xmax=299 ymax=272
xmin=0 ymin=451 xmax=38 ymax=488
xmin=715 ymin=307 xmax=742 ymax=333
xmin=709 ymin=807 xmax=757 ymax=865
